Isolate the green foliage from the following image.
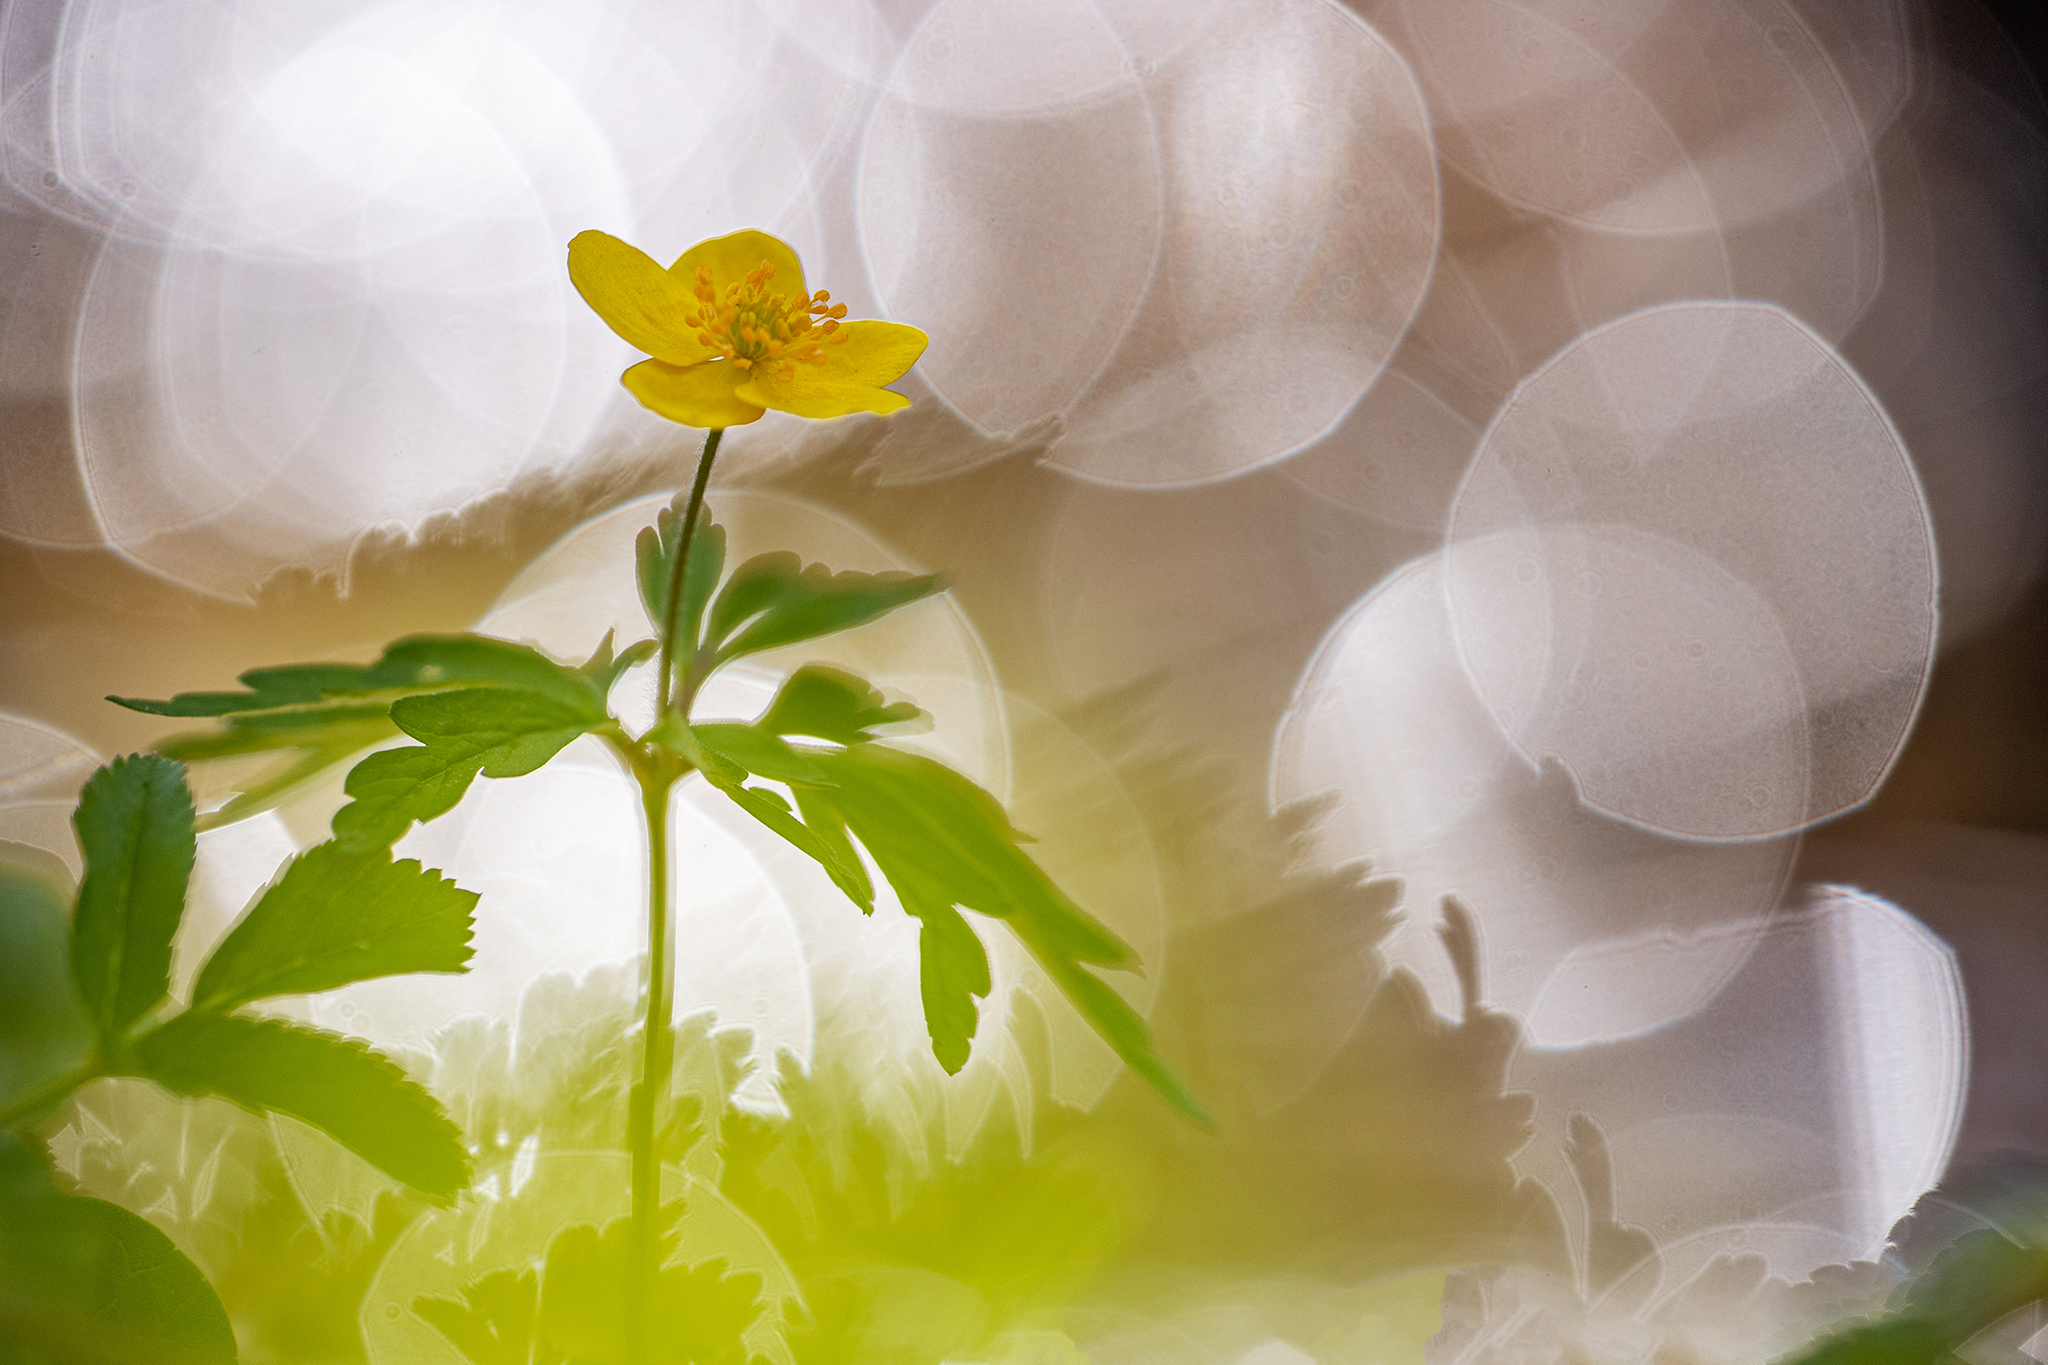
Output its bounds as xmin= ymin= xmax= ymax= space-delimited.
xmin=104 ymin=500 xmax=1200 ymax=1127
xmin=0 ymin=862 xmax=92 ymax=1112
xmin=704 ymin=553 xmax=944 ymax=666
xmin=578 ymin=631 xmax=659 ymax=701
xmin=108 ymin=634 xmax=605 ymax=722
xmin=0 ymin=1133 xmax=237 ymax=1365
xmin=70 ymin=755 xmax=195 ymax=1047
xmin=825 ymin=744 xmax=1202 ymax=1121
xmin=686 ymin=669 xmax=1205 ymax=1121
xmin=413 ymin=1203 xmax=768 ymax=1365
xmin=189 ymin=842 xmax=477 ymax=1013
xmin=131 ymin=1013 xmax=471 ymax=1205
xmin=112 ymin=634 xmax=622 ymax=830
xmin=718 ymin=1053 xmax=1156 ymax=1365
xmin=110 ymin=664 xmax=390 ymax=720
xmin=414 ymin=1268 xmax=540 ymax=1365
xmin=332 ymin=688 xmax=606 ymax=852
xmin=638 ymin=497 xmax=727 ymax=657
xmin=756 ymin=665 xmax=924 ymax=745
xmin=689 ymin=725 xmax=830 ymax=787
xmin=15 ymin=754 xmax=475 ymax=1211
xmin=1782 ymin=1188 xmax=2048 ymax=1364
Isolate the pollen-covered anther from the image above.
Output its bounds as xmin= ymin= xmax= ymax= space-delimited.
xmin=678 ymin=257 xmax=864 ymax=372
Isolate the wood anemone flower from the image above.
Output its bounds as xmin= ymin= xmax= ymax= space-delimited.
xmin=567 ymin=228 xmax=928 ymax=429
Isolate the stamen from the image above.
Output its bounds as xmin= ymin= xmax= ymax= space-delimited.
xmin=678 ymin=255 xmax=858 ymax=375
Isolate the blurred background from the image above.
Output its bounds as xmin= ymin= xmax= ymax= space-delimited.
xmin=2 ymin=0 xmax=2047 ymax=1360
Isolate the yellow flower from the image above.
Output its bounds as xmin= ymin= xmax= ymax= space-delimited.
xmin=567 ymin=228 xmax=927 ymax=429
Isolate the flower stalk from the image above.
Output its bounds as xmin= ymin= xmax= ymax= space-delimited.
xmin=655 ymin=427 xmax=723 ymax=714
xmin=626 ymin=758 xmax=677 ymax=1365
xmin=629 ymin=422 xmax=722 ymax=1364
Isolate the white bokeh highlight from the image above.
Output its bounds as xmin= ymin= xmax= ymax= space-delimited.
xmin=1446 ymin=302 xmax=1935 ymax=839
xmin=1272 ymin=554 xmax=1796 ymax=1044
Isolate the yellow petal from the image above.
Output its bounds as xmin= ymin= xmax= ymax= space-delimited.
xmin=568 ymin=231 xmax=716 ymax=365
xmin=668 ymin=229 xmax=808 ymax=302
xmin=622 ymin=358 xmax=766 ymax=428
xmin=734 ymin=321 xmax=930 ymax=420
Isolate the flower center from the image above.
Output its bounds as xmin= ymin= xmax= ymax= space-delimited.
xmin=682 ymin=259 xmax=849 ymax=381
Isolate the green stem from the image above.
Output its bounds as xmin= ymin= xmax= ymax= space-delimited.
xmin=0 ymin=1061 xmax=100 ymax=1130
xmin=626 ymin=763 xmax=677 ymax=1365
xmin=655 ymin=427 xmax=724 ymax=717
xmin=626 ymin=422 xmax=722 ymax=1362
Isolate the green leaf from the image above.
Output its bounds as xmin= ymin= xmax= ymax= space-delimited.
xmin=331 ymin=689 xmax=601 ymax=852
xmin=704 ymin=553 xmax=944 ymax=664
xmin=114 ymin=635 xmax=604 ymax=721
xmin=1779 ymin=1318 xmax=1948 ymax=1365
xmin=642 ymin=714 xmax=747 ymax=788
xmin=825 ymin=746 xmax=1130 ymax=965
xmin=418 ymin=1205 xmax=766 ymax=1365
xmin=114 ymin=634 xmax=608 ymax=834
xmin=756 ymin=665 xmax=926 ymax=744
xmin=808 ymin=745 xmax=1206 ymax=1121
xmin=690 ymin=723 xmax=831 ymax=786
xmin=70 ymin=756 xmax=195 ymax=1047
xmin=1006 ymin=919 xmax=1210 ymax=1125
xmin=0 ymin=1134 xmax=238 ymax=1365
xmin=914 ymin=906 xmax=991 ymax=1074
xmin=532 ymin=1207 xmax=765 ymax=1365
xmin=189 ymin=842 xmax=477 ymax=1014
xmin=575 ymin=630 xmax=657 ymax=703
xmin=358 ymin=636 xmax=607 ymax=715
xmin=717 ymin=783 xmax=873 ymax=912
xmin=109 ymin=663 xmax=382 ymax=718
xmin=1902 ymin=1227 xmax=2048 ymax=1326
xmin=131 ymin=1012 xmax=470 ymax=1202
xmin=637 ymin=499 xmax=726 ymax=656
xmin=1780 ymin=1228 xmax=2048 ymax=1365
xmin=155 ymin=715 xmax=399 ymax=764
xmin=0 ymin=861 xmax=93 ymax=1115
xmin=413 ymin=1268 xmax=539 ymax=1365
xmin=665 ymin=713 xmax=874 ymax=909
xmin=792 ymin=785 xmax=873 ymax=908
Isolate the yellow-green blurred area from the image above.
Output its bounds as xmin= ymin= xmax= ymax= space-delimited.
xmin=6 ymin=0 xmax=2048 ymax=1361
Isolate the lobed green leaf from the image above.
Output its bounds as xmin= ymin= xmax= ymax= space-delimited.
xmin=416 ymin=1204 xmax=765 ymax=1365
xmin=70 ymin=756 xmax=195 ymax=1047
xmin=820 ymin=746 xmax=1201 ymax=1118
xmin=0 ymin=1134 xmax=238 ymax=1365
xmin=637 ymin=498 xmax=726 ymax=658
xmin=672 ymin=705 xmax=1201 ymax=1118
xmin=574 ymin=630 xmax=657 ymax=703
xmin=826 ymin=746 xmax=1131 ymax=965
xmin=716 ymin=783 xmax=871 ymax=911
xmin=331 ymin=688 xmax=601 ymax=851
xmin=131 ymin=1012 xmax=471 ymax=1202
xmin=109 ymin=663 xmax=379 ymax=719
xmin=169 ymin=724 xmax=401 ymax=834
xmin=359 ymin=635 xmax=607 ymax=716
xmin=155 ymin=714 xmax=398 ymax=764
xmin=113 ymin=633 xmax=611 ymax=833
xmin=690 ymin=723 xmax=831 ymax=787
xmin=792 ymin=784 xmax=872 ymax=909
xmin=705 ymin=552 xmax=945 ymax=665
xmin=413 ymin=1267 xmax=540 ymax=1365
xmin=913 ymin=904 xmax=991 ymax=1075
xmin=110 ymin=634 xmax=603 ymax=720
xmin=189 ymin=841 xmax=477 ymax=1014
xmin=756 ymin=664 xmax=925 ymax=745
